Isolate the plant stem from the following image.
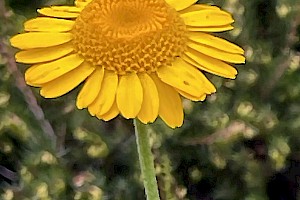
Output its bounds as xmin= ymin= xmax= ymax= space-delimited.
xmin=134 ymin=119 xmax=160 ymax=200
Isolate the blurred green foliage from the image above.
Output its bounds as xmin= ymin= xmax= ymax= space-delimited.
xmin=1 ymin=0 xmax=300 ymax=199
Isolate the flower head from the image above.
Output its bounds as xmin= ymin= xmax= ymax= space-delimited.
xmin=10 ymin=0 xmax=245 ymax=128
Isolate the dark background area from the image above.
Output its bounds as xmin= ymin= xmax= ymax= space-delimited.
xmin=0 ymin=0 xmax=300 ymax=199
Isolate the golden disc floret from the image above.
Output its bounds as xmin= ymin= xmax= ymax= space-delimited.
xmin=71 ymin=0 xmax=187 ymax=74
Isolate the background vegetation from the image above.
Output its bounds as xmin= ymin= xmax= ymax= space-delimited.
xmin=1 ymin=0 xmax=300 ymax=199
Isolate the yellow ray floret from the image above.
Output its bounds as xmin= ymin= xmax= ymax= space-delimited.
xmin=187 ymin=32 xmax=244 ymax=54
xmin=186 ymin=41 xmax=245 ymax=64
xmin=38 ymin=7 xmax=80 ymax=18
xmin=151 ymin=75 xmax=183 ymax=128
xmin=157 ymin=58 xmax=212 ymax=97
xmin=88 ymin=71 xmax=118 ymax=116
xmin=97 ymin=100 xmax=119 ymax=121
xmin=75 ymin=0 xmax=92 ymax=8
xmin=137 ymin=73 xmax=159 ymax=124
xmin=40 ymin=62 xmax=95 ymax=98
xmin=177 ymin=89 xmax=207 ymax=102
xmin=15 ymin=43 xmax=74 ymax=64
xmin=186 ymin=25 xmax=234 ymax=32
xmin=25 ymin=54 xmax=84 ymax=85
xmin=24 ymin=17 xmax=75 ymax=32
xmin=183 ymin=49 xmax=238 ymax=79
xmin=165 ymin=0 xmax=198 ymax=11
xmin=117 ymin=73 xmax=143 ymax=119
xmin=10 ymin=33 xmax=72 ymax=49
xmin=181 ymin=10 xmax=234 ymax=27
xmin=76 ymin=67 xmax=104 ymax=109
xmin=180 ymin=4 xmax=221 ymax=14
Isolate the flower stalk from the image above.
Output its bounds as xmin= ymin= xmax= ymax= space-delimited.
xmin=134 ymin=119 xmax=160 ymax=200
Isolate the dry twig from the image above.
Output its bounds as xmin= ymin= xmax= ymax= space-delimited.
xmin=184 ymin=121 xmax=255 ymax=145
xmin=261 ymin=7 xmax=300 ymax=99
xmin=0 ymin=1 xmax=57 ymax=148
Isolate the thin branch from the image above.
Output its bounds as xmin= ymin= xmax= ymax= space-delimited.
xmin=261 ymin=8 xmax=300 ymax=100
xmin=184 ymin=121 xmax=255 ymax=145
xmin=0 ymin=2 xmax=56 ymax=148
xmin=0 ymin=165 xmax=18 ymax=182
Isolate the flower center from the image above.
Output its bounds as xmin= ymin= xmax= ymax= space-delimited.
xmin=72 ymin=0 xmax=187 ymax=74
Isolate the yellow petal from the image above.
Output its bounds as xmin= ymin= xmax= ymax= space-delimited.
xmin=188 ymin=32 xmax=244 ymax=54
xmin=40 ymin=62 xmax=95 ymax=98
xmin=165 ymin=0 xmax=198 ymax=11
xmin=187 ymin=25 xmax=234 ymax=32
xmin=177 ymin=89 xmax=207 ymax=101
xmin=75 ymin=0 xmax=92 ymax=2
xmin=15 ymin=42 xmax=74 ymax=64
xmin=137 ymin=73 xmax=159 ymax=124
xmin=10 ymin=33 xmax=72 ymax=49
xmin=75 ymin=0 xmax=92 ymax=8
xmin=75 ymin=2 xmax=89 ymax=8
xmin=88 ymin=71 xmax=118 ymax=116
xmin=38 ymin=7 xmax=79 ymax=18
xmin=183 ymin=49 xmax=237 ymax=79
xmin=187 ymin=41 xmax=245 ymax=63
xmin=49 ymin=6 xmax=82 ymax=12
xmin=181 ymin=10 xmax=234 ymax=27
xmin=151 ymin=74 xmax=183 ymax=128
xmin=96 ymin=100 xmax=119 ymax=121
xmin=180 ymin=4 xmax=220 ymax=14
xmin=25 ymin=54 xmax=84 ymax=85
xmin=24 ymin=17 xmax=75 ymax=32
xmin=157 ymin=58 xmax=213 ymax=97
xmin=76 ymin=67 xmax=104 ymax=109
xmin=116 ymin=73 xmax=143 ymax=119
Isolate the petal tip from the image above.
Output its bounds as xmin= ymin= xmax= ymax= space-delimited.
xmin=168 ymin=122 xmax=183 ymax=129
xmin=138 ymin=117 xmax=156 ymax=124
xmin=76 ymin=101 xmax=84 ymax=110
xmin=160 ymin=113 xmax=184 ymax=129
xmin=40 ymin=88 xmax=51 ymax=98
xmin=9 ymin=35 xmax=19 ymax=48
xmin=87 ymin=107 xmax=97 ymax=116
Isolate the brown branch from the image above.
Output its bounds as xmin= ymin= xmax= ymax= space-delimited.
xmin=0 ymin=38 xmax=57 ymax=147
xmin=0 ymin=2 xmax=56 ymax=148
xmin=184 ymin=121 xmax=255 ymax=145
xmin=0 ymin=165 xmax=18 ymax=182
xmin=261 ymin=7 xmax=300 ymax=100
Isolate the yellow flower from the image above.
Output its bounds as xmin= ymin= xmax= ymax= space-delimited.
xmin=10 ymin=0 xmax=245 ymax=128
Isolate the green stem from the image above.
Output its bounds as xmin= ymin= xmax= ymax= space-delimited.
xmin=134 ymin=119 xmax=160 ymax=200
